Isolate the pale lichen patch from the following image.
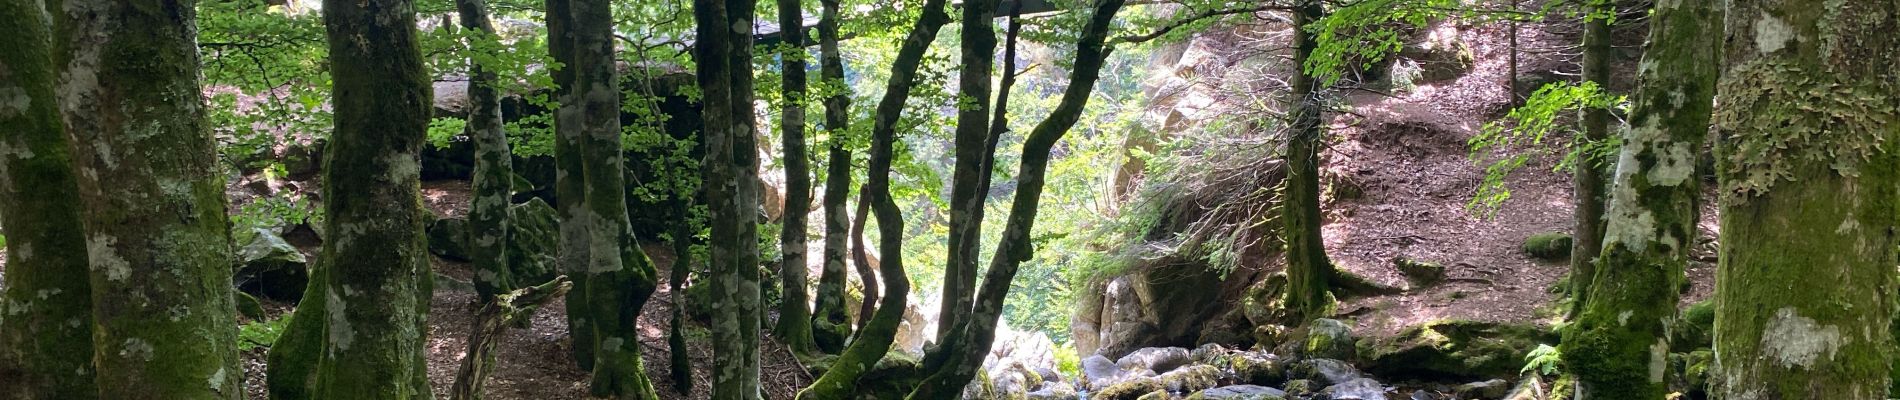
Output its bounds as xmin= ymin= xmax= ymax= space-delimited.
xmin=326 ymin=287 xmax=355 ymax=351
xmin=1648 ymin=338 xmax=1667 ymax=383
xmin=119 ymin=338 xmax=155 ymax=361
xmin=1760 ymin=307 xmax=1841 ymax=368
xmin=0 ymin=86 xmax=29 ymax=118
xmin=1753 ymin=14 xmax=1794 ymax=54
xmin=86 ymin=234 xmax=131 ymax=281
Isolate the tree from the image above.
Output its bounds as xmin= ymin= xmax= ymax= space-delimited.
xmin=1282 ymin=0 xmax=1334 ymax=320
xmin=1560 ymin=0 xmax=1720 ymax=397
xmin=0 ymin=1 xmax=95 ymax=397
xmin=938 ymin=0 xmax=1001 ymax=344
xmin=773 ymin=0 xmax=820 ymax=355
xmin=810 ymin=0 xmax=856 ymax=353
xmin=269 ymin=0 xmax=434 ymax=397
xmin=795 ymin=0 xmax=950 ymax=397
xmin=1710 ymin=0 xmax=1900 ymax=397
xmin=696 ymin=0 xmax=766 ymax=396
xmin=1566 ymin=0 xmax=1612 ymax=315
xmin=457 ymin=0 xmax=516 ymax=302
xmin=548 ymin=0 xmax=663 ymax=396
xmin=51 ymin=0 xmax=244 ymax=397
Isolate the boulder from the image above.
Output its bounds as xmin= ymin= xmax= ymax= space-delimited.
xmin=1188 ymin=385 xmax=1287 ymax=400
xmin=1521 ymin=233 xmax=1572 ymax=261
xmin=426 ymin=216 xmax=471 ymax=261
xmin=506 ymin=198 xmax=560 ymax=285
xmin=1157 ymin=364 xmax=1221 ymax=393
xmin=233 ymin=228 xmax=309 ymax=302
xmin=1279 ymin=319 xmax=1356 ymax=361
xmin=1319 ymin=378 xmax=1389 ymax=400
xmin=1135 ymin=389 xmax=1169 ymax=400
xmin=1027 ymin=381 xmax=1081 ymax=400
xmin=1084 ymin=354 xmax=1156 ymax=390
xmin=1091 ymin=376 xmax=1163 ymax=400
xmin=1228 ymin=351 xmax=1288 ymax=386
xmin=1290 ymin=359 xmax=1362 ymax=386
xmin=1282 ymin=380 xmax=1320 ymax=397
xmin=1394 ymin=257 xmax=1445 ymax=287
xmin=1359 ymin=320 xmax=1555 ymax=381
xmin=1672 ymin=300 xmax=1714 ymax=352
xmin=1454 ymin=379 xmax=1512 ymax=400
xmin=1117 ymin=347 xmax=1193 ymax=373
xmin=1396 ymin=23 xmax=1474 ymax=82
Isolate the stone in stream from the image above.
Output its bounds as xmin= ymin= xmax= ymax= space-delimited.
xmin=1290 ymin=358 xmax=1363 ymax=386
xmin=1320 ymin=378 xmax=1391 ymax=400
xmin=1117 ymin=346 xmax=1194 ymax=373
xmin=1188 ymin=385 xmax=1289 ymax=400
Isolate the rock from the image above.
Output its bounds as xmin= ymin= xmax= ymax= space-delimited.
xmin=1396 ymin=23 xmax=1474 ymax=82
xmin=1359 ymin=320 xmax=1554 ymax=381
xmin=1188 ymin=385 xmax=1288 ymax=400
xmin=1191 ymin=343 xmax=1229 ymax=363
xmin=1678 ymin=349 xmax=1713 ymax=398
xmin=1227 ymin=351 xmax=1288 ymax=386
xmin=506 ymin=198 xmax=560 ymax=285
xmin=1394 ymin=257 xmax=1445 ymax=287
xmin=1319 ymin=378 xmax=1390 ymax=400
xmin=1117 ymin=347 xmax=1193 ymax=373
xmin=993 ymin=361 xmax=1043 ymax=397
xmin=1278 ymin=319 xmax=1355 ymax=361
xmin=1453 ymin=379 xmax=1511 ymax=400
xmin=1290 ymin=359 xmax=1362 ymax=386
xmin=281 ymin=139 xmax=323 ymax=181
xmin=962 ymin=368 xmax=996 ymax=400
xmin=1083 ymin=354 xmax=1133 ymax=390
xmin=1134 ymin=389 xmax=1169 ymax=400
xmin=1027 ymin=381 xmax=1081 ymax=400
xmin=1513 ymin=70 xmax=1568 ymax=100
xmin=1673 ymin=300 xmax=1714 ymax=352
xmin=426 ymin=216 xmax=471 ymax=261
xmin=235 ymin=291 xmax=267 ymax=319
xmin=1501 ymin=375 xmax=1548 ymax=400
xmin=1157 ymin=364 xmax=1221 ymax=393
xmin=1091 ymin=377 xmax=1163 ymax=400
xmin=233 ymin=228 xmax=309 ymax=302
xmin=1409 ymin=390 xmax=1450 ymax=400
xmin=1283 ymin=380 xmax=1320 ymax=397
xmin=1521 ymin=232 xmax=1572 ymax=261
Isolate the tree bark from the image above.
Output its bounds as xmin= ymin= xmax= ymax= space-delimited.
xmin=457 ymin=0 xmax=516 ymax=303
xmin=773 ymin=0 xmax=820 ymax=356
xmin=1567 ymin=1 xmax=1612 ymax=317
xmin=1560 ymin=0 xmax=1720 ymax=397
xmin=1283 ymin=0 xmax=1335 ymax=320
xmin=938 ymin=0 xmax=1001 ymax=344
xmin=696 ymin=0 xmax=765 ymax=396
xmin=810 ymin=0 xmax=856 ymax=353
xmin=0 ymin=1 xmax=96 ymax=397
xmin=796 ymin=0 xmax=950 ymax=397
xmin=667 ymin=199 xmax=694 ymax=394
xmin=905 ymin=1 xmax=1124 ymax=397
xmin=851 ymin=184 xmax=879 ymax=333
xmin=49 ymin=0 xmax=243 ymax=397
xmin=1711 ymin=0 xmax=1900 ymax=398
xmin=450 ymin=278 xmax=571 ymax=400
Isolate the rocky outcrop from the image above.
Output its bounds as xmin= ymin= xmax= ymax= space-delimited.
xmin=1358 ymin=320 xmax=1555 ymax=381
xmin=233 ymin=228 xmax=310 ymax=301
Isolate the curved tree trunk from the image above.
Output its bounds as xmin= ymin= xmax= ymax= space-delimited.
xmin=696 ymin=0 xmax=765 ymax=396
xmin=905 ymin=1 xmax=1124 ymax=397
xmin=810 ymin=0 xmax=856 ymax=354
xmin=850 ymin=184 xmax=879 ymax=333
xmin=1283 ymin=0 xmax=1335 ymax=320
xmin=937 ymin=0 xmax=1001 ymax=344
xmin=1561 ymin=0 xmax=1720 ymax=397
xmin=0 ymin=2 xmax=96 ymax=397
xmin=774 ymin=0 xmax=820 ymax=356
xmin=50 ymin=0 xmax=244 ymax=397
xmin=796 ymin=0 xmax=949 ymax=396
xmin=457 ymin=0 xmax=516 ymax=303
xmin=1710 ymin=0 xmax=1900 ymax=398
xmin=1567 ymin=2 xmax=1612 ymax=317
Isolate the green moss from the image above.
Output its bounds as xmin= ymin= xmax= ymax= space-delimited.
xmin=1359 ymin=319 xmax=1555 ymax=380
xmin=1521 ymin=232 xmax=1573 ymax=261
xmin=1090 ymin=377 xmax=1163 ymax=400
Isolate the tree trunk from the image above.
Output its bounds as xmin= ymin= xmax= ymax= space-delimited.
xmin=796 ymin=0 xmax=949 ymax=397
xmin=1567 ymin=3 xmax=1612 ymax=317
xmin=905 ymin=1 xmax=1124 ymax=397
xmin=457 ymin=0 xmax=515 ymax=303
xmin=1283 ymin=0 xmax=1335 ymax=320
xmin=49 ymin=0 xmax=243 ymax=397
xmin=0 ymin=2 xmax=96 ymax=397
xmin=938 ymin=0 xmax=1001 ymax=344
xmin=668 ymin=199 xmax=694 ymax=394
xmin=773 ymin=0 xmax=820 ymax=356
xmin=548 ymin=0 xmax=663 ymax=396
xmin=1560 ymin=1 xmax=1720 ymax=397
xmin=450 ymin=278 xmax=572 ymax=400
xmin=696 ymin=0 xmax=765 ymax=396
xmin=810 ymin=0 xmax=856 ymax=354
xmin=851 ymin=184 xmax=879 ymax=333
xmin=1711 ymin=0 xmax=1900 ymax=398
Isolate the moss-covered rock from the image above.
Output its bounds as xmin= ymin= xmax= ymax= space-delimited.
xmin=234 ymin=228 xmax=311 ymax=302
xmin=1358 ymin=319 xmax=1555 ymax=381
xmin=426 ymin=216 xmax=471 ymax=261
xmin=1282 ymin=379 xmax=1319 ymax=397
xmin=505 ymin=198 xmax=560 ymax=285
xmin=1394 ymin=256 xmax=1445 ymax=286
xmin=1186 ymin=385 xmax=1287 ymax=400
xmin=1134 ymin=389 xmax=1169 ymax=400
xmin=1090 ymin=377 xmax=1163 ymax=400
xmin=1275 ymin=318 xmax=1356 ymax=361
xmin=1227 ymin=351 xmax=1287 ymax=386
xmin=1671 ymin=300 xmax=1714 ymax=352
xmin=1158 ymin=364 xmax=1221 ymax=393
xmin=1521 ymin=232 xmax=1572 ymax=261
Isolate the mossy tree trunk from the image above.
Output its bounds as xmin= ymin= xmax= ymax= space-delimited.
xmin=810 ymin=0 xmax=856 ymax=354
xmin=548 ymin=0 xmax=663 ymax=396
xmin=937 ymin=0 xmax=1000 ymax=344
xmin=1567 ymin=1 xmax=1612 ymax=317
xmin=1560 ymin=0 xmax=1720 ymax=397
xmin=265 ymin=0 xmax=437 ymax=397
xmin=49 ymin=0 xmax=243 ymax=397
xmin=667 ymin=203 xmax=694 ymax=393
xmin=850 ymin=184 xmax=879 ymax=333
xmin=457 ymin=0 xmax=516 ymax=303
xmin=696 ymin=0 xmax=765 ymax=396
xmin=773 ymin=0 xmax=819 ymax=356
xmin=1283 ymin=0 xmax=1335 ymax=321
xmin=0 ymin=2 xmax=96 ymax=397
xmin=907 ymin=1 xmax=1124 ymax=397
xmin=1710 ymin=0 xmax=1900 ymax=398
xmin=795 ymin=0 xmax=948 ymax=397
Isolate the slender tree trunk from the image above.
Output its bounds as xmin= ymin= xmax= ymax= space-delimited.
xmin=1711 ymin=0 xmax=1900 ymax=398
xmin=457 ymin=0 xmax=516 ymax=303
xmin=1283 ymin=0 xmax=1335 ymax=320
xmin=1567 ymin=1 xmax=1612 ymax=317
xmin=1560 ymin=1 xmax=1720 ymax=397
xmin=294 ymin=0 xmax=436 ymax=397
xmin=545 ymin=0 xmax=596 ymax=371
xmin=548 ymin=0 xmax=663 ymax=396
xmin=450 ymin=278 xmax=571 ymax=400
xmin=905 ymin=2 xmax=1123 ymax=397
xmin=667 ymin=203 xmax=694 ymax=393
xmin=696 ymin=0 xmax=765 ymax=396
xmin=938 ymin=0 xmax=1001 ymax=344
xmin=850 ymin=184 xmax=879 ymax=333
xmin=0 ymin=2 xmax=96 ymax=397
xmin=810 ymin=0 xmax=856 ymax=353
xmin=49 ymin=0 xmax=243 ymax=397
xmin=774 ymin=0 xmax=820 ymax=355
xmin=796 ymin=0 xmax=949 ymax=397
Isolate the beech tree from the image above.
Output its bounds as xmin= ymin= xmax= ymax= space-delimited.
xmin=938 ymin=0 xmax=1001 ymax=344
xmin=773 ymin=0 xmax=820 ymax=355
xmin=1566 ymin=0 xmax=1613 ymax=313
xmin=696 ymin=0 xmax=766 ymax=395
xmin=268 ymin=0 xmax=434 ymax=397
xmin=0 ymin=1 xmax=95 ymax=397
xmin=457 ymin=0 xmax=516 ymax=302
xmin=1710 ymin=0 xmax=1900 ymax=397
xmin=810 ymin=0 xmax=856 ymax=353
xmin=1560 ymin=0 xmax=1720 ymax=397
